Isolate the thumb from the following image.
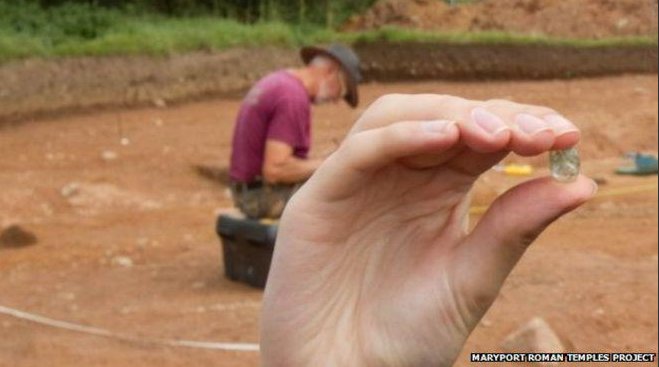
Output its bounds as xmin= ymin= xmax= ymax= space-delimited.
xmin=452 ymin=175 xmax=597 ymax=312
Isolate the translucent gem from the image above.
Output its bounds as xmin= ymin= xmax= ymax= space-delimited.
xmin=549 ymin=147 xmax=580 ymax=182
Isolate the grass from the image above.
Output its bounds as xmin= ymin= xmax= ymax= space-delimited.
xmin=0 ymin=18 xmax=294 ymax=61
xmin=51 ymin=19 xmax=299 ymax=57
xmin=0 ymin=17 xmax=656 ymax=63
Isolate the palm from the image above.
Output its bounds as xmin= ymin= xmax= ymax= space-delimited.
xmin=260 ymin=95 xmax=593 ymax=367
xmin=265 ymin=155 xmax=485 ymax=365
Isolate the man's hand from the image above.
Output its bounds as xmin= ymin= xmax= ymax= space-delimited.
xmin=263 ymin=140 xmax=323 ymax=184
xmin=260 ymin=94 xmax=597 ymax=366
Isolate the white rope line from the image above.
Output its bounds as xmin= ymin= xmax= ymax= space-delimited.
xmin=0 ymin=304 xmax=260 ymax=352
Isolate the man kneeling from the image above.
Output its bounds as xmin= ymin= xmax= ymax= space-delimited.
xmin=228 ymin=44 xmax=361 ymax=219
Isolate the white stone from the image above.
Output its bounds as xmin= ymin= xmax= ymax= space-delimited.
xmin=60 ymin=182 xmax=80 ymax=198
xmin=616 ymin=18 xmax=629 ymax=29
xmin=111 ymin=255 xmax=134 ymax=268
xmin=153 ymin=98 xmax=167 ymax=108
xmin=59 ymin=292 xmax=76 ymax=301
xmin=592 ymin=308 xmax=605 ymax=317
xmin=501 ymin=317 xmax=567 ymax=366
xmin=101 ymin=150 xmax=118 ymax=161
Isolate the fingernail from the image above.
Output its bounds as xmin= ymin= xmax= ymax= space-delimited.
xmin=514 ymin=113 xmax=551 ymax=135
xmin=421 ymin=119 xmax=455 ymax=134
xmin=471 ymin=107 xmax=509 ymax=135
xmin=544 ymin=114 xmax=579 ymax=135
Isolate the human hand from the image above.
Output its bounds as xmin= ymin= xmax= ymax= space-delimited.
xmin=260 ymin=94 xmax=597 ymax=366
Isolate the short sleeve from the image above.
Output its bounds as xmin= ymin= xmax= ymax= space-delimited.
xmin=266 ymin=96 xmax=310 ymax=149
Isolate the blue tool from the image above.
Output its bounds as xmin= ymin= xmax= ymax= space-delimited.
xmin=615 ymin=152 xmax=659 ymax=175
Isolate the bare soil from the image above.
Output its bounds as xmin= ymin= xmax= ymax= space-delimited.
xmin=0 ymin=48 xmax=299 ymax=124
xmin=1 ymin=44 xmax=656 ymax=124
xmin=0 ymin=75 xmax=657 ymax=367
xmin=345 ymin=0 xmax=659 ymax=39
xmin=356 ymin=42 xmax=658 ymax=81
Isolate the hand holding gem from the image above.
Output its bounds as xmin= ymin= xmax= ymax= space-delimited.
xmin=261 ymin=94 xmax=597 ymax=366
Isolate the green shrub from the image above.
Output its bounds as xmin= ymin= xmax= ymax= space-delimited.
xmin=0 ymin=0 xmax=655 ymax=62
xmin=0 ymin=1 xmax=121 ymax=43
xmin=47 ymin=3 xmax=120 ymax=40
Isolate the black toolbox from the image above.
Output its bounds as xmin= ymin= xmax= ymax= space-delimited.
xmin=216 ymin=214 xmax=278 ymax=288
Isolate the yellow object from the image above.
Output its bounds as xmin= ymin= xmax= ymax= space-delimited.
xmin=502 ymin=164 xmax=533 ymax=176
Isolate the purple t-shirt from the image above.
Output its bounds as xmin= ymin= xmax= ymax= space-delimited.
xmin=229 ymin=71 xmax=311 ymax=183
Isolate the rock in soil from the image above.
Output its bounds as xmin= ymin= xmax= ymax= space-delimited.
xmin=0 ymin=225 xmax=38 ymax=249
xmin=502 ymin=317 xmax=569 ymax=365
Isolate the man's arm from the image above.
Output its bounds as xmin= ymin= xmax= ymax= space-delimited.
xmin=262 ymin=139 xmax=323 ymax=184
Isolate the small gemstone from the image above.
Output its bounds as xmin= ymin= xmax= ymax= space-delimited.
xmin=550 ymin=148 xmax=580 ymax=182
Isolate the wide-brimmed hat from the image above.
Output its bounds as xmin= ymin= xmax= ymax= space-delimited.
xmin=300 ymin=44 xmax=361 ymax=108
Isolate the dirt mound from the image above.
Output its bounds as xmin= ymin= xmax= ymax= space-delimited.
xmin=0 ymin=47 xmax=298 ymax=124
xmin=1 ymin=45 xmax=656 ymax=124
xmin=345 ymin=0 xmax=659 ymax=39
xmin=0 ymin=225 xmax=37 ymax=249
xmin=355 ymin=42 xmax=658 ymax=81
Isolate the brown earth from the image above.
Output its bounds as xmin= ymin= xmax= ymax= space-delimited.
xmin=0 ymin=74 xmax=657 ymax=366
xmin=356 ymin=42 xmax=658 ymax=81
xmin=1 ymin=0 xmax=657 ymax=124
xmin=345 ymin=0 xmax=659 ymax=39
xmin=2 ymin=44 xmax=656 ymax=124
xmin=0 ymin=48 xmax=298 ymax=124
